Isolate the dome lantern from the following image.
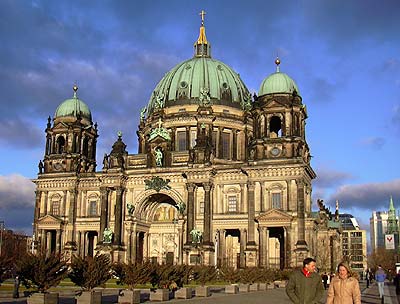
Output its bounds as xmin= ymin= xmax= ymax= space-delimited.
xmin=194 ymin=10 xmax=211 ymax=58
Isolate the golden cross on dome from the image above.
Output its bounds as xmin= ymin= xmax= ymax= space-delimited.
xmin=199 ymin=10 xmax=206 ymax=26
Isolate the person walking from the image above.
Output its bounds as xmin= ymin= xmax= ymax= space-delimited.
xmin=375 ymin=265 xmax=387 ymax=301
xmin=393 ymin=269 xmax=400 ymax=295
xmin=366 ymin=269 xmax=370 ymax=288
xmin=286 ymin=257 xmax=324 ymax=303
xmin=326 ymin=261 xmax=361 ymax=304
xmin=322 ymin=273 xmax=329 ymax=290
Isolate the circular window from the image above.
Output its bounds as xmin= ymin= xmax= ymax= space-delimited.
xmin=222 ymin=82 xmax=229 ymax=89
xmin=180 ymin=81 xmax=188 ymax=88
xmin=185 ymin=64 xmax=191 ymax=70
xmin=217 ymin=65 xmax=223 ymax=71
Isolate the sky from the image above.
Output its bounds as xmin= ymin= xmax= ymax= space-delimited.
xmin=0 ymin=0 xmax=399 ymax=242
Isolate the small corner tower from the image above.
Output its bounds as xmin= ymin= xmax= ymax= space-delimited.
xmin=41 ymin=85 xmax=98 ymax=174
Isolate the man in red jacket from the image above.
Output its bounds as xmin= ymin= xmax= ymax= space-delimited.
xmin=286 ymin=257 xmax=324 ymax=304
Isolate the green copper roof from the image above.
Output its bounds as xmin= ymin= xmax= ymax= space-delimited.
xmin=259 ymin=71 xmax=300 ymax=96
xmin=147 ymin=56 xmax=251 ymax=115
xmin=55 ymin=86 xmax=92 ymax=121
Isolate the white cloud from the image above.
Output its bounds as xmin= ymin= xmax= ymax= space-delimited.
xmin=0 ymin=174 xmax=35 ymax=209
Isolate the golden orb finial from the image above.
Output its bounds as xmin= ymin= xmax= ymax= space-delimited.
xmin=73 ymin=84 xmax=78 ymax=92
xmin=275 ymin=57 xmax=281 ymax=72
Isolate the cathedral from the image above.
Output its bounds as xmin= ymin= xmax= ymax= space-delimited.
xmin=33 ymin=12 xmax=339 ymax=269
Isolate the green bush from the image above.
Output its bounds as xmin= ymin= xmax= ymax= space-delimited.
xmin=16 ymin=251 xmax=68 ymax=292
xmin=112 ymin=261 xmax=150 ymax=290
xmin=219 ymin=266 xmax=239 ymax=284
xmin=193 ymin=266 xmax=217 ymax=286
xmin=69 ymin=254 xmax=111 ymax=291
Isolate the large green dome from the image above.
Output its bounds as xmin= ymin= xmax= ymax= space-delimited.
xmin=147 ymin=57 xmax=251 ymax=114
xmin=258 ymin=60 xmax=300 ymax=96
xmin=55 ymin=86 xmax=92 ymax=121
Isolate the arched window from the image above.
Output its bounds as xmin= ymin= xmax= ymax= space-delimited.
xmin=88 ymin=201 xmax=98 ymax=216
xmin=56 ymin=136 xmax=65 ymax=154
xmin=269 ymin=116 xmax=282 ymax=138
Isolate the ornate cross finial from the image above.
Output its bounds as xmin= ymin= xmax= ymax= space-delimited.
xmin=199 ymin=10 xmax=206 ymax=26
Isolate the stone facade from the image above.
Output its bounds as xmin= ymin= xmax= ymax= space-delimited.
xmin=32 ymin=15 xmax=338 ymax=269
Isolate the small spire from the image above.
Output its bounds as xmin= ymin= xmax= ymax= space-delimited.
xmin=389 ymin=195 xmax=395 ymax=211
xmin=194 ymin=10 xmax=211 ymax=57
xmin=275 ymin=57 xmax=281 ymax=73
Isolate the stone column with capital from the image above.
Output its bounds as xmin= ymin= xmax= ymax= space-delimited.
xmin=258 ymin=227 xmax=264 ymax=267
xmin=240 ymin=228 xmax=247 ymax=268
xmin=232 ymin=129 xmax=237 ymax=160
xmin=114 ymin=187 xmax=124 ymax=246
xmin=295 ymin=180 xmax=307 ymax=250
xmin=99 ymin=187 xmax=109 ymax=242
xmin=202 ymin=182 xmax=213 ymax=246
xmin=246 ymin=182 xmax=256 ymax=247
xmin=185 ymin=183 xmax=196 ymax=245
xmin=218 ymin=127 xmax=223 ymax=158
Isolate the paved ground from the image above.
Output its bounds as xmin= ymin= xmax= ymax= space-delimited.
xmin=0 ymin=280 xmax=398 ymax=303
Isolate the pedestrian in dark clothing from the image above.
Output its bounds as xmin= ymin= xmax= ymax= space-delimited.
xmin=286 ymin=257 xmax=324 ymax=303
xmin=394 ymin=270 xmax=400 ymax=295
xmin=322 ymin=273 xmax=329 ymax=290
xmin=366 ymin=269 xmax=370 ymax=288
xmin=13 ymin=276 xmax=20 ymax=298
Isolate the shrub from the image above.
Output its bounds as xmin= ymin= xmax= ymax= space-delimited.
xmin=112 ymin=261 xmax=150 ymax=290
xmin=0 ymin=255 xmax=13 ymax=286
xmin=16 ymin=251 xmax=68 ymax=292
xmin=193 ymin=266 xmax=217 ymax=286
xmin=69 ymin=254 xmax=111 ymax=290
xmin=219 ymin=266 xmax=239 ymax=284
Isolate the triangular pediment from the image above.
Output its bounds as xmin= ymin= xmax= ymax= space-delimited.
xmin=256 ymin=208 xmax=292 ymax=224
xmin=265 ymin=99 xmax=286 ymax=108
xmin=37 ymin=214 xmax=63 ymax=226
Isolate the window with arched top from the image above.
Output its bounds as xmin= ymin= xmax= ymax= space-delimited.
xmin=269 ymin=116 xmax=282 ymax=138
xmin=56 ymin=136 xmax=65 ymax=154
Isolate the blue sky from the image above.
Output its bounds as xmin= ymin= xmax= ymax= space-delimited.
xmin=0 ymin=0 xmax=399 ymax=239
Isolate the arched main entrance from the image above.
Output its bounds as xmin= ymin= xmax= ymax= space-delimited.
xmin=128 ymin=192 xmax=184 ymax=265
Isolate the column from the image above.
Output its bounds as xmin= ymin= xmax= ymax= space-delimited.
xmin=62 ymin=190 xmax=67 ymax=217
xmin=260 ymin=183 xmax=265 ymax=212
xmin=218 ymin=127 xmax=223 ymax=158
xmin=126 ymin=230 xmax=132 ymax=262
xmin=203 ymin=182 xmax=212 ymax=245
xmin=266 ymin=228 xmax=270 ymax=268
xmin=68 ymin=189 xmax=77 ymax=244
xmin=240 ymin=229 xmax=247 ymax=268
xmin=56 ymin=230 xmax=61 ymax=253
xmin=99 ymin=187 xmax=109 ymax=242
xmin=185 ymin=127 xmax=190 ymax=150
xmin=296 ymin=180 xmax=307 ymax=247
xmin=232 ymin=129 xmax=237 ymax=160
xmin=178 ymin=227 xmax=183 ymax=264
xmin=132 ymin=231 xmax=138 ymax=263
xmin=114 ymin=187 xmax=123 ymax=245
xmin=259 ymin=227 xmax=264 ymax=267
xmin=220 ymin=229 xmax=226 ymax=266
xmin=171 ymin=127 xmax=176 ymax=151
xmin=46 ymin=231 xmax=51 ymax=255
xmin=185 ymin=183 xmax=196 ymax=245
xmin=34 ymin=191 xmax=41 ymax=221
xmin=42 ymin=191 xmax=48 ymax=216
xmin=247 ymin=182 xmax=256 ymax=246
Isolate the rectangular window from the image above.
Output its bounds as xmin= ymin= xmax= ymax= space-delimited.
xmin=212 ymin=131 xmax=217 ymax=151
xmin=177 ymin=131 xmax=186 ymax=151
xmin=222 ymin=132 xmax=230 ymax=159
xmin=51 ymin=201 xmax=60 ymax=216
xmin=199 ymin=201 xmax=204 ymax=214
xmin=228 ymin=196 xmax=237 ymax=212
xmin=89 ymin=201 xmax=97 ymax=216
xmin=272 ymin=193 xmax=282 ymax=209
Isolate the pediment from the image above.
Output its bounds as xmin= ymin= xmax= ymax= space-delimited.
xmin=37 ymin=214 xmax=63 ymax=226
xmin=256 ymin=208 xmax=292 ymax=224
xmin=264 ymin=99 xmax=285 ymax=108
